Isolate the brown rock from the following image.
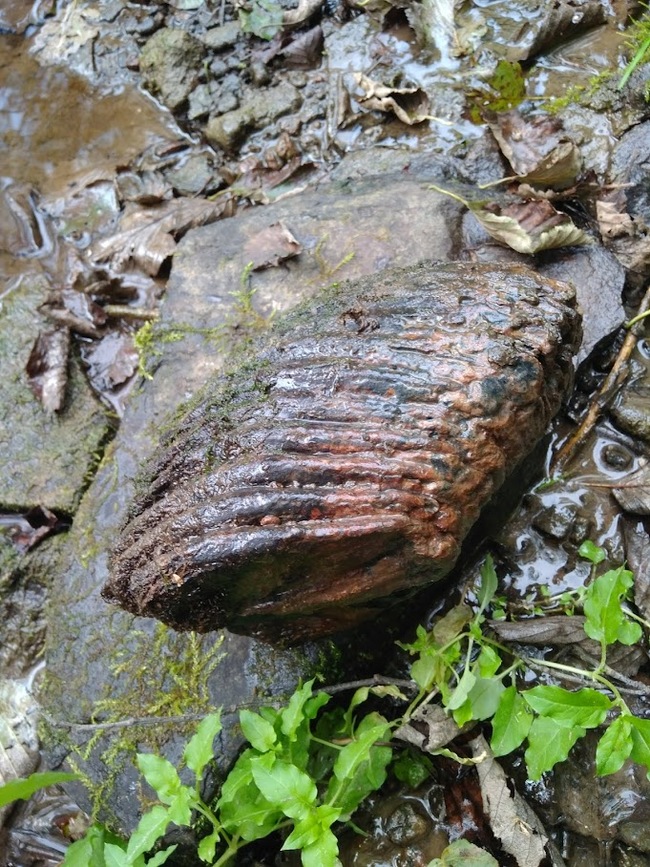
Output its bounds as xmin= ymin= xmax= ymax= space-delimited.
xmin=105 ymin=261 xmax=580 ymax=642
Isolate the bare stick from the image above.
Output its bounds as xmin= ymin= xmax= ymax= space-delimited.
xmin=551 ymin=282 xmax=650 ymax=473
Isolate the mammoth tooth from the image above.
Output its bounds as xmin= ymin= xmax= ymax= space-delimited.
xmin=105 ymin=261 xmax=581 ymax=643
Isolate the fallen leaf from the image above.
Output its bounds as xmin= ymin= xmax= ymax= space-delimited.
xmin=623 ymin=518 xmax=650 ymax=623
xmin=489 ymin=111 xmax=581 ymax=190
xmin=80 ymin=331 xmax=139 ymax=393
xmin=90 ymin=197 xmax=231 ymax=275
xmin=280 ymin=25 xmax=324 ymax=67
xmin=469 ymin=734 xmax=565 ymax=867
xmin=470 ymin=199 xmax=590 ymax=254
xmin=243 ymin=220 xmax=302 ymax=270
xmin=612 ymin=462 xmax=650 ymax=515
xmin=353 ymin=72 xmax=431 ymax=125
xmin=489 ymin=616 xmax=589 ymax=646
xmin=597 ymin=198 xmax=635 ymax=241
xmin=26 ymin=327 xmax=70 ymax=413
xmin=4 ymin=505 xmax=63 ymax=553
xmin=394 ymin=703 xmax=462 ymax=752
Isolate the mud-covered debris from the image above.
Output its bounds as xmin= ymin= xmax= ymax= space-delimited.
xmin=489 ymin=111 xmax=582 ymax=190
xmin=244 ymin=220 xmax=302 ymax=269
xmin=90 ymin=197 xmax=233 ymax=275
xmin=40 ymin=289 xmax=107 ymax=339
xmin=80 ymin=331 xmax=140 ymax=396
xmin=353 ymin=73 xmax=431 ymax=125
xmin=26 ymin=327 xmax=70 ymax=413
xmin=105 ymin=262 xmax=580 ymax=642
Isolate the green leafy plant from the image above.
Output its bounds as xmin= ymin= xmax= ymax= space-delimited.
xmin=619 ymin=6 xmax=650 ymax=90
xmin=400 ymin=546 xmax=649 ymax=780
xmin=13 ymin=545 xmax=648 ymax=865
xmin=59 ymin=682 xmax=392 ymax=866
xmin=0 ymin=770 xmax=78 ymax=809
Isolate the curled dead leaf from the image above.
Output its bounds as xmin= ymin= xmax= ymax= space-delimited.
xmin=612 ymin=462 xmax=650 ymax=515
xmin=353 ymin=72 xmax=431 ymax=125
xmin=489 ymin=111 xmax=581 ymax=190
xmin=26 ymin=327 xmax=70 ymax=413
xmin=243 ymin=220 xmax=302 ymax=270
xmin=90 ymin=197 xmax=233 ymax=276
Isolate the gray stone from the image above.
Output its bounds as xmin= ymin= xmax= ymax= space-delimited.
xmin=205 ymin=81 xmax=300 ymax=151
xmin=41 ymin=173 xmax=462 ymax=833
xmin=139 ymin=27 xmax=204 ymax=111
xmin=538 ymin=244 xmax=626 ymax=362
xmin=202 ymin=21 xmax=241 ymax=51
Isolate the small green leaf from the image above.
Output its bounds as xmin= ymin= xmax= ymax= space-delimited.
xmin=301 ymin=825 xmax=341 ymax=867
xmin=446 ymin=666 xmax=476 ymax=711
xmin=136 ymin=754 xmax=182 ymax=805
xmin=393 ymin=751 xmax=430 ymax=788
xmin=491 ymin=686 xmax=533 ymax=756
xmin=184 ymin=711 xmax=222 ymax=778
xmin=467 ymin=675 xmax=504 ymax=721
xmin=629 ymin=716 xmax=650 ymax=777
xmin=240 ymin=709 xmax=278 ymax=752
xmin=328 ymin=715 xmax=392 ymax=816
xmin=596 ymin=715 xmax=633 ymax=776
xmin=197 ymin=829 xmax=220 ymax=863
xmin=525 ymin=716 xmax=585 ymax=779
xmin=578 ymin=540 xmax=607 ymax=564
xmin=523 ymin=686 xmax=612 ymax=728
xmin=280 ymin=680 xmax=315 ymax=741
xmin=283 ymin=804 xmax=341 ymax=851
xmin=104 ymin=843 xmax=130 ymax=867
xmin=477 ymin=645 xmax=501 ymax=678
xmin=126 ymin=804 xmax=172 ymax=861
xmin=61 ymin=824 xmax=113 ymax=867
xmin=583 ymin=566 xmax=637 ymax=646
xmin=0 ymin=771 xmax=78 ymax=808
xmin=146 ymin=845 xmax=178 ymax=867
xmin=477 ymin=556 xmax=498 ymax=615
xmin=250 ymin=755 xmax=317 ymax=820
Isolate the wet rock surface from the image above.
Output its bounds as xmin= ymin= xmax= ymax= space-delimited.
xmin=106 ymin=262 xmax=580 ymax=642
xmin=39 ymin=172 xmax=466 ymax=832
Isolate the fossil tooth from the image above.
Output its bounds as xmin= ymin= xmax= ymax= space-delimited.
xmin=105 ymin=261 xmax=581 ymax=643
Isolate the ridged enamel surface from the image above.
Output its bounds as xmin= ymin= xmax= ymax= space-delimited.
xmin=105 ymin=262 xmax=580 ymax=642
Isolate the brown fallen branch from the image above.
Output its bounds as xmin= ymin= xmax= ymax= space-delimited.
xmin=551 ymin=282 xmax=650 ymax=473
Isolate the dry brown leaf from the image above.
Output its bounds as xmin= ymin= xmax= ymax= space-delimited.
xmin=469 ymin=734 xmax=565 ymax=867
xmin=597 ymin=199 xmax=635 ymax=241
xmin=353 ymin=72 xmax=431 ymax=125
xmin=243 ymin=220 xmax=302 ymax=270
xmin=470 ymin=199 xmax=591 ymax=254
xmin=90 ymin=197 xmax=231 ymax=275
xmin=394 ymin=703 xmax=461 ymax=752
xmin=490 ymin=111 xmax=581 ymax=190
xmin=26 ymin=327 xmax=70 ymax=413
xmin=612 ymin=462 xmax=650 ymax=515
xmin=489 ymin=616 xmax=589 ymax=646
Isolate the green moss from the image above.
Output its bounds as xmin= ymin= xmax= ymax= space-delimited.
xmin=47 ymin=625 xmax=226 ymax=820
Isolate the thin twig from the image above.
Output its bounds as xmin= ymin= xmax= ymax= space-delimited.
xmin=40 ymin=677 xmax=417 ymax=734
xmin=551 ymin=282 xmax=650 ymax=473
